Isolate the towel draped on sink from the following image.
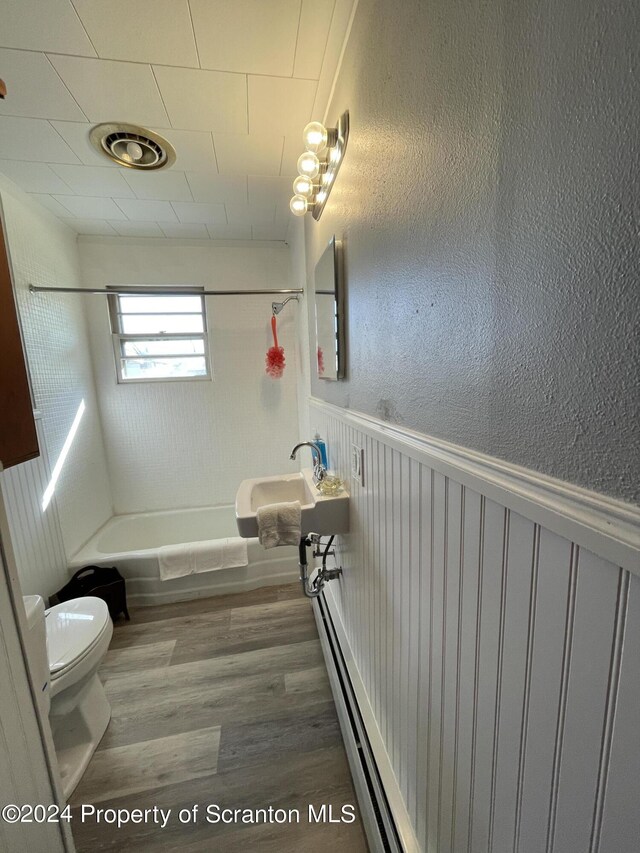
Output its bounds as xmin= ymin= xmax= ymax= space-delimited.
xmin=256 ymin=500 xmax=301 ymax=549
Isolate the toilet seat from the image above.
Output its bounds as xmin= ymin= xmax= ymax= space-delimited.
xmin=46 ymin=597 xmax=111 ymax=676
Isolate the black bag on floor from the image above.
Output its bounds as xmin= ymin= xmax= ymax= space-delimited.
xmin=49 ymin=565 xmax=130 ymax=621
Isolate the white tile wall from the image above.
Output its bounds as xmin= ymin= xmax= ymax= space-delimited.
xmin=0 ymin=178 xmax=113 ymax=595
xmin=79 ymin=237 xmax=302 ymax=514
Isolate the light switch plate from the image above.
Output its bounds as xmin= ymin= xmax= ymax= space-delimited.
xmin=352 ymin=444 xmax=364 ymax=487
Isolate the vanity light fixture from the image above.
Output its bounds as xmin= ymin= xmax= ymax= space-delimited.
xmin=289 ymin=111 xmax=349 ymax=221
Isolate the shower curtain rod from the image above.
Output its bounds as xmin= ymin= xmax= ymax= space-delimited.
xmin=29 ymin=284 xmax=303 ymax=297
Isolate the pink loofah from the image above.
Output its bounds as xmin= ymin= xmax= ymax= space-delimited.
xmin=266 ymin=315 xmax=285 ymax=378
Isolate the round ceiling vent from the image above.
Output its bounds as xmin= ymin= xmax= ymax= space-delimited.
xmin=89 ymin=123 xmax=176 ymax=170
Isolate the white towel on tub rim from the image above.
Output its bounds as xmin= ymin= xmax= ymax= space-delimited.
xmin=158 ymin=537 xmax=248 ymax=580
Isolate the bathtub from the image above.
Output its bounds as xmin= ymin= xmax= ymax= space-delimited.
xmin=69 ymin=505 xmax=299 ymax=606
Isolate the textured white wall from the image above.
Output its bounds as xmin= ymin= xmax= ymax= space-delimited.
xmin=288 ymin=218 xmax=312 ymax=445
xmin=79 ymin=237 xmax=302 ymax=514
xmin=304 ymin=0 xmax=640 ymax=504
xmin=0 ymin=180 xmax=113 ymax=596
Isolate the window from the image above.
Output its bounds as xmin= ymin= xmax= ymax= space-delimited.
xmin=108 ymin=288 xmax=210 ymax=383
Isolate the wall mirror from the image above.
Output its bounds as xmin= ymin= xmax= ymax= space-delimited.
xmin=314 ymin=236 xmax=345 ymax=380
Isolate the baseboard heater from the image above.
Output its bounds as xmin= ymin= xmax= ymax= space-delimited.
xmin=312 ymin=592 xmax=403 ymax=853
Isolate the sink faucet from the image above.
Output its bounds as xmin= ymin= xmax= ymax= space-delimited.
xmin=290 ymin=441 xmax=327 ymax=486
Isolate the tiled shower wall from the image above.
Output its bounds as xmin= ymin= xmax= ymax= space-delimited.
xmin=0 ymin=182 xmax=112 ymax=597
xmin=79 ymin=237 xmax=302 ymax=514
xmin=312 ymin=399 xmax=639 ymax=853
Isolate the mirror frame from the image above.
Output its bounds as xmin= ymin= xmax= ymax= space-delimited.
xmin=314 ymin=235 xmax=345 ymax=381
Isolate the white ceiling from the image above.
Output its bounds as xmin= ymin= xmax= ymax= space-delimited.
xmin=0 ymin=0 xmax=354 ymax=240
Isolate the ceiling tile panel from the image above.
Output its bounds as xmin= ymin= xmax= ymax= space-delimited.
xmin=153 ymin=66 xmax=247 ymax=133
xmin=160 ymin=223 xmax=210 ymax=239
xmin=66 ymin=219 xmax=118 ymax=236
xmin=248 ymin=176 xmax=294 ymax=207
xmin=248 ymin=75 xmax=316 ymax=136
xmin=113 ymin=198 xmax=178 ymax=222
xmin=27 ymin=194 xmax=78 ymax=217
xmin=0 ymin=0 xmax=96 ymax=55
xmin=206 ymin=223 xmax=252 ymax=240
xmin=310 ymin=0 xmax=357 ymax=120
xmin=0 ymin=49 xmax=87 ymax=121
xmin=50 ymin=164 xmax=134 ymax=197
xmin=71 ymin=0 xmax=198 ymax=66
xmin=48 ymin=55 xmax=170 ymax=126
xmin=275 ymin=200 xmax=294 ymax=224
xmin=150 ymin=128 xmax=217 ymax=172
xmin=172 ymin=201 xmax=227 ymax=225
xmin=0 ymin=160 xmax=72 ymax=194
xmin=0 ymin=116 xmax=80 ymax=163
xmin=251 ymin=223 xmax=289 ymax=241
xmin=225 ymin=203 xmax=276 ymax=225
xmin=122 ymin=170 xmax=193 ymax=202
xmin=50 ymin=121 xmax=118 ymax=167
xmin=0 ymin=0 xmax=354 ymax=241
xmin=281 ymin=134 xmax=304 ymax=176
xmin=190 ymin=0 xmax=301 ymax=76
xmin=293 ymin=0 xmax=336 ymax=79
xmin=53 ymin=195 xmax=128 ymax=220
xmin=108 ymin=221 xmax=165 ymax=237
xmin=213 ymin=134 xmax=284 ymax=177
xmin=186 ymin=174 xmax=247 ymax=204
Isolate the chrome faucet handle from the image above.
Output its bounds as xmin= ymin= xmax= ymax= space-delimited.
xmin=313 ymin=458 xmax=327 ymax=483
xmin=290 ymin=441 xmax=327 ymax=485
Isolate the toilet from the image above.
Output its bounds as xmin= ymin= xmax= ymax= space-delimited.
xmin=22 ymin=595 xmax=113 ymax=798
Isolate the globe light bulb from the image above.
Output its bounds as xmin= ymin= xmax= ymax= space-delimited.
xmin=290 ymin=194 xmax=308 ymax=216
xmin=303 ymin=121 xmax=328 ymax=153
xmin=126 ymin=141 xmax=144 ymax=161
xmin=297 ymin=152 xmax=320 ymax=179
xmin=293 ymin=175 xmax=314 ymax=197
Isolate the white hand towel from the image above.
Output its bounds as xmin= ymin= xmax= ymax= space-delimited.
xmin=256 ymin=500 xmax=301 ymax=549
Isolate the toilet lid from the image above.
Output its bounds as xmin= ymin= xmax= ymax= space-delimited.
xmin=46 ymin=597 xmax=110 ymax=674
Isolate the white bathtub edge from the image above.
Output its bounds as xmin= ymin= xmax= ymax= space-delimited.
xmin=124 ymin=560 xmax=300 ymax=607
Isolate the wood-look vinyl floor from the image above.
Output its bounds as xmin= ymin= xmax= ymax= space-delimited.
xmin=70 ymin=583 xmax=368 ymax=852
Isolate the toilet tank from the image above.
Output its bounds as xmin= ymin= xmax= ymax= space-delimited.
xmin=22 ymin=595 xmax=51 ymax=717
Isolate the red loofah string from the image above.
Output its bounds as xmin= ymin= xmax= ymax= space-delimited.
xmin=266 ymin=315 xmax=286 ymax=378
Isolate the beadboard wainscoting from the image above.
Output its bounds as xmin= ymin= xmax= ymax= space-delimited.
xmin=309 ymin=398 xmax=640 ymax=853
xmin=0 ymin=418 xmax=68 ymax=600
xmin=0 ymin=497 xmax=69 ymax=852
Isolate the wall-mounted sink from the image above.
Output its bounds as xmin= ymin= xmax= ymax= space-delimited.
xmin=235 ymin=468 xmax=349 ymax=538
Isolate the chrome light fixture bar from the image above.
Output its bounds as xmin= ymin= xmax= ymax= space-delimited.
xmin=289 ymin=111 xmax=349 ymax=221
